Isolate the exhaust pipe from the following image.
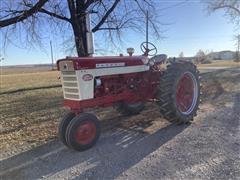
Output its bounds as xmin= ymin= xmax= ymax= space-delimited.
xmin=86 ymin=14 xmax=94 ymax=56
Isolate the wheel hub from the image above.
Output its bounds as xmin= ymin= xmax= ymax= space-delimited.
xmin=75 ymin=121 xmax=96 ymax=145
xmin=176 ymin=72 xmax=198 ymax=115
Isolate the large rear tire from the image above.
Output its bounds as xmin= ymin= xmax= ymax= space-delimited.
xmin=65 ymin=113 xmax=101 ymax=151
xmin=157 ymin=61 xmax=200 ymax=123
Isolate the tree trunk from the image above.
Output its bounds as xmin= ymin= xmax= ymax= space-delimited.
xmin=71 ymin=17 xmax=88 ymax=57
xmin=67 ymin=0 xmax=88 ymax=57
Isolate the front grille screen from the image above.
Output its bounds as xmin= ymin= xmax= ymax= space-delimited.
xmin=61 ymin=71 xmax=80 ymax=100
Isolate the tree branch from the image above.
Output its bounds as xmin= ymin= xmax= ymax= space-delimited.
xmin=92 ymin=0 xmax=120 ymax=32
xmin=38 ymin=8 xmax=71 ymax=22
xmin=213 ymin=5 xmax=240 ymax=15
xmin=67 ymin=0 xmax=76 ymax=20
xmin=96 ymin=27 xmax=121 ymax=31
xmin=85 ymin=0 xmax=100 ymax=8
xmin=0 ymin=0 xmax=48 ymax=28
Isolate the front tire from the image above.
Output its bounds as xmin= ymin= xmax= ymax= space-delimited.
xmin=157 ymin=61 xmax=200 ymax=123
xmin=65 ymin=113 xmax=101 ymax=151
xmin=58 ymin=112 xmax=76 ymax=146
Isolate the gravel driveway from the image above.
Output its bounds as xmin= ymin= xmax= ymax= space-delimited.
xmin=1 ymin=69 xmax=240 ymax=180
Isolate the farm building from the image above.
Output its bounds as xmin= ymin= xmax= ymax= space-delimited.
xmin=207 ymin=51 xmax=236 ymax=60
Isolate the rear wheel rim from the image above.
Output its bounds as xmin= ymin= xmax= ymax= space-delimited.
xmin=75 ymin=121 xmax=96 ymax=145
xmin=176 ymin=72 xmax=198 ymax=115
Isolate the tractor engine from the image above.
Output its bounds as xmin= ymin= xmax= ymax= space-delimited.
xmin=94 ymin=73 xmax=145 ymax=97
xmin=57 ymin=56 xmax=157 ymax=111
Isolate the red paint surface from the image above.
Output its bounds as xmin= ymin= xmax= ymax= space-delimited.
xmin=64 ymin=91 xmax=140 ymax=112
xmin=57 ymin=56 xmax=145 ymax=70
xmin=64 ymin=71 xmax=161 ymax=113
xmin=75 ymin=121 xmax=96 ymax=145
xmin=176 ymin=73 xmax=194 ymax=112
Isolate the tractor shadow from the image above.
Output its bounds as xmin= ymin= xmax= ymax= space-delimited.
xmin=0 ymin=106 xmax=189 ymax=180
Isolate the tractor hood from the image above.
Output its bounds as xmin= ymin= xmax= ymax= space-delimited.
xmin=57 ymin=56 xmax=148 ymax=71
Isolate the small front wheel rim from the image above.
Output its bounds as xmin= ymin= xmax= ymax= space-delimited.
xmin=75 ymin=121 xmax=97 ymax=145
xmin=176 ymin=72 xmax=198 ymax=115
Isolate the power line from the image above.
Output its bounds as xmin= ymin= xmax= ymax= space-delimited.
xmin=50 ymin=40 xmax=54 ymax=71
xmin=162 ymin=35 xmax=236 ymax=41
xmin=157 ymin=0 xmax=190 ymax=11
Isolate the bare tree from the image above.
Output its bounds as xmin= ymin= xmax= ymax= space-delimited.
xmin=195 ymin=49 xmax=207 ymax=64
xmin=179 ymin=52 xmax=184 ymax=58
xmin=207 ymin=0 xmax=240 ymax=27
xmin=207 ymin=1 xmax=239 ymax=62
xmin=234 ymin=34 xmax=240 ymax=62
xmin=0 ymin=0 xmax=161 ymax=57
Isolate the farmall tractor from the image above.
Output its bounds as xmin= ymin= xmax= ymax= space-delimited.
xmin=57 ymin=16 xmax=200 ymax=152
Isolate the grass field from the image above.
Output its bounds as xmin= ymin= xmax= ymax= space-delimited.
xmin=197 ymin=60 xmax=240 ymax=67
xmin=0 ymin=64 xmax=240 ymax=159
xmin=0 ymin=67 xmax=60 ymax=93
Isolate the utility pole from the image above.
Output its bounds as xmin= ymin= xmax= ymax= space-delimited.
xmin=50 ymin=40 xmax=54 ymax=70
xmin=146 ymin=11 xmax=149 ymax=50
xmin=237 ymin=34 xmax=240 ymax=62
xmin=0 ymin=55 xmax=4 ymax=88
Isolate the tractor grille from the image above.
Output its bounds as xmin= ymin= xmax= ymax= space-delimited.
xmin=61 ymin=71 xmax=80 ymax=99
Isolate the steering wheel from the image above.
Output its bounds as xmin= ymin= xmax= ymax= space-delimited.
xmin=140 ymin=42 xmax=157 ymax=56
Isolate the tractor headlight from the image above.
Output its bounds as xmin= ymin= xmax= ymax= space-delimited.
xmin=95 ymin=78 xmax=102 ymax=87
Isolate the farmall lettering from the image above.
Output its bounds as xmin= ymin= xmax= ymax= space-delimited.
xmin=96 ymin=62 xmax=125 ymax=68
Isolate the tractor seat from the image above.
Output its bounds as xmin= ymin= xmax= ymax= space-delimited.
xmin=150 ymin=54 xmax=167 ymax=64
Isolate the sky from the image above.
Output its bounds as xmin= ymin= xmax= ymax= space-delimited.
xmin=0 ymin=0 xmax=239 ymax=66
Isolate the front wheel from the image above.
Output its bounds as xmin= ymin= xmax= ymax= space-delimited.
xmin=157 ymin=61 xmax=200 ymax=123
xmin=58 ymin=111 xmax=76 ymax=146
xmin=65 ymin=113 xmax=101 ymax=151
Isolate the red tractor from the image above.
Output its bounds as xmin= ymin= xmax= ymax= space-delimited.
xmin=57 ymin=42 xmax=200 ymax=151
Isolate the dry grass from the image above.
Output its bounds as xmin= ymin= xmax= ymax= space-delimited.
xmin=198 ymin=60 xmax=240 ymax=67
xmin=0 ymin=67 xmax=62 ymax=157
xmin=0 ymin=70 xmax=60 ymax=93
xmin=0 ymin=88 xmax=66 ymax=157
xmin=201 ymin=68 xmax=240 ymax=106
xmin=1 ymin=65 xmax=53 ymax=75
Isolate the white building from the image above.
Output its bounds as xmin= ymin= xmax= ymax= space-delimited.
xmin=207 ymin=51 xmax=236 ymax=60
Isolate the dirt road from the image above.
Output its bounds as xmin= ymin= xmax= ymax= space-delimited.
xmin=1 ymin=68 xmax=240 ymax=180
